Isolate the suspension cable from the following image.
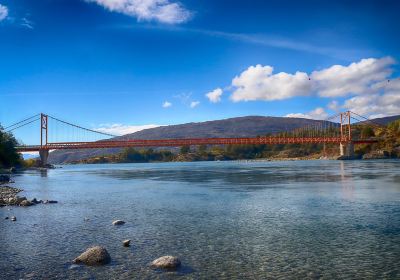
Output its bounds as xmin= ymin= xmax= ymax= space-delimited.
xmin=4 ymin=113 xmax=40 ymax=130
xmin=47 ymin=115 xmax=117 ymax=137
xmin=6 ymin=117 xmax=40 ymax=132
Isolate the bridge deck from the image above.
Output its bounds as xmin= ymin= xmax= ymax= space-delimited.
xmin=16 ymin=136 xmax=377 ymax=152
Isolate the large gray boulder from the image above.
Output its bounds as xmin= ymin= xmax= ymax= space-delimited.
xmin=72 ymin=246 xmax=111 ymax=266
xmin=151 ymin=256 xmax=181 ymax=270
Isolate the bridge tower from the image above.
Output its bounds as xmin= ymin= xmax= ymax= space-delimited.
xmin=339 ymin=111 xmax=354 ymax=157
xmin=39 ymin=113 xmax=49 ymax=166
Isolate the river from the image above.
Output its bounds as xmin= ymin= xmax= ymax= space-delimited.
xmin=1 ymin=160 xmax=399 ymax=279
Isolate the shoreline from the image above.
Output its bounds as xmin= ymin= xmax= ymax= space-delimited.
xmin=51 ymin=155 xmax=399 ymax=167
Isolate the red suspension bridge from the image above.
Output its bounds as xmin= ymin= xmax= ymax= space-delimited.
xmin=5 ymin=111 xmax=380 ymax=165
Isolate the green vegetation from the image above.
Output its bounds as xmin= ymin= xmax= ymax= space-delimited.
xmin=0 ymin=125 xmax=23 ymax=169
xmin=353 ymin=120 xmax=400 ymax=158
xmin=75 ymin=142 xmax=337 ymax=164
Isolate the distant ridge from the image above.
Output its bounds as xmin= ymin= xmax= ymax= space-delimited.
xmin=362 ymin=115 xmax=400 ymax=125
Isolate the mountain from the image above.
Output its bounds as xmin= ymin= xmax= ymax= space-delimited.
xmin=48 ymin=116 xmax=325 ymax=164
xmin=362 ymin=115 xmax=400 ymax=125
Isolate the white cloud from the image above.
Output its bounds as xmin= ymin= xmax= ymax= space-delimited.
xmin=342 ymin=79 xmax=400 ymax=118
xmin=86 ymin=0 xmax=191 ymax=24
xmin=230 ymin=64 xmax=312 ymax=102
xmin=96 ymin=123 xmax=161 ymax=135
xmin=311 ymin=57 xmax=395 ymax=97
xmin=285 ymin=107 xmax=328 ymax=120
xmin=219 ymin=57 xmax=400 ymax=118
xmin=0 ymin=4 xmax=8 ymax=21
xmin=205 ymin=88 xmax=223 ymax=103
xmin=162 ymin=101 xmax=172 ymax=108
xmin=228 ymin=57 xmax=396 ymax=102
xmin=190 ymin=101 xmax=200 ymax=108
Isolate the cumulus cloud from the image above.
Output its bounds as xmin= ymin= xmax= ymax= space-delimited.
xmin=222 ymin=57 xmax=400 ymax=118
xmin=342 ymin=79 xmax=400 ymax=118
xmin=190 ymin=101 xmax=200 ymax=108
xmin=229 ymin=57 xmax=396 ymax=102
xmin=162 ymin=101 xmax=172 ymax=108
xmin=311 ymin=57 xmax=395 ymax=97
xmin=96 ymin=123 xmax=161 ymax=135
xmin=285 ymin=107 xmax=328 ymax=120
xmin=86 ymin=0 xmax=191 ymax=24
xmin=0 ymin=4 xmax=8 ymax=21
xmin=205 ymin=88 xmax=223 ymax=103
xmin=230 ymin=65 xmax=311 ymax=102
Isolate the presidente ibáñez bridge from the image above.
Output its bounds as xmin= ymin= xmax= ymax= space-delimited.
xmin=5 ymin=111 xmax=380 ymax=165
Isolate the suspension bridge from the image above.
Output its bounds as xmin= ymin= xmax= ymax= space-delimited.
xmin=4 ymin=111 xmax=380 ymax=165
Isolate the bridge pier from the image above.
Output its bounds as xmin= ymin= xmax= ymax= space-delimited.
xmin=340 ymin=143 xmax=345 ymax=157
xmin=39 ymin=149 xmax=49 ymax=166
xmin=339 ymin=142 xmax=354 ymax=157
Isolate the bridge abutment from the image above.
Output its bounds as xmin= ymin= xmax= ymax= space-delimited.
xmin=39 ymin=149 xmax=49 ymax=166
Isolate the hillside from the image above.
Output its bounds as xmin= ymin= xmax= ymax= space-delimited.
xmin=48 ymin=116 xmax=326 ymax=164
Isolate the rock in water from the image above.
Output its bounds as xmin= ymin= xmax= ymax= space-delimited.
xmin=20 ymin=200 xmax=34 ymax=207
xmin=151 ymin=256 xmax=181 ymax=270
xmin=43 ymin=200 xmax=58 ymax=204
xmin=123 ymin=239 xmax=131 ymax=247
xmin=72 ymin=246 xmax=111 ymax=266
xmin=31 ymin=198 xmax=39 ymax=204
xmin=112 ymin=220 xmax=125 ymax=226
xmin=11 ymin=216 xmax=16 ymax=221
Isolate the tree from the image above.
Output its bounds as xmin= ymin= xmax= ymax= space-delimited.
xmin=0 ymin=125 xmax=22 ymax=168
xmin=361 ymin=126 xmax=375 ymax=138
xmin=180 ymin=145 xmax=190 ymax=154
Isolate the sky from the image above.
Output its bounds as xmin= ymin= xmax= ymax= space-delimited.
xmin=1 ymin=0 xmax=400 ymax=144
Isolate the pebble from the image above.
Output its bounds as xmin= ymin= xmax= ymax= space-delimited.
xmin=112 ymin=220 xmax=125 ymax=226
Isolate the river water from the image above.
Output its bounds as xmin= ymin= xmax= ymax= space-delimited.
xmin=1 ymin=160 xmax=399 ymax=279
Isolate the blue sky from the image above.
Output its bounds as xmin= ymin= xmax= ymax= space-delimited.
xmin=1 ymin=0 xmax=400 ymax=144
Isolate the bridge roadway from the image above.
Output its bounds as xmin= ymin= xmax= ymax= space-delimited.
xmin=16 ymin=136 xmax=377 ymax=152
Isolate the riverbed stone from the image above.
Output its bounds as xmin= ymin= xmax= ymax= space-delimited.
xmin=16 ymin=196 xmax=27 ymax=204
xmin=123 ymin=239 xmax=131 ymax=247
xmin=151 ymin=256 xmax=181 ymax=270
xmin=43 ymin=200 xmax=58 ymax=204
xmin=72 ymin=246 xmax=111 ymax=266
xmin=112 ymin=220 xmax=125 ymax=226
xmin=31 ymin=198 xmax=39 ymax=204
xmin=20 ymin=200 xmax=34 ymax=207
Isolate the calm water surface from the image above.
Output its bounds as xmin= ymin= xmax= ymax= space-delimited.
xmin=1 ymin=160 xmax=400 ymax=279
